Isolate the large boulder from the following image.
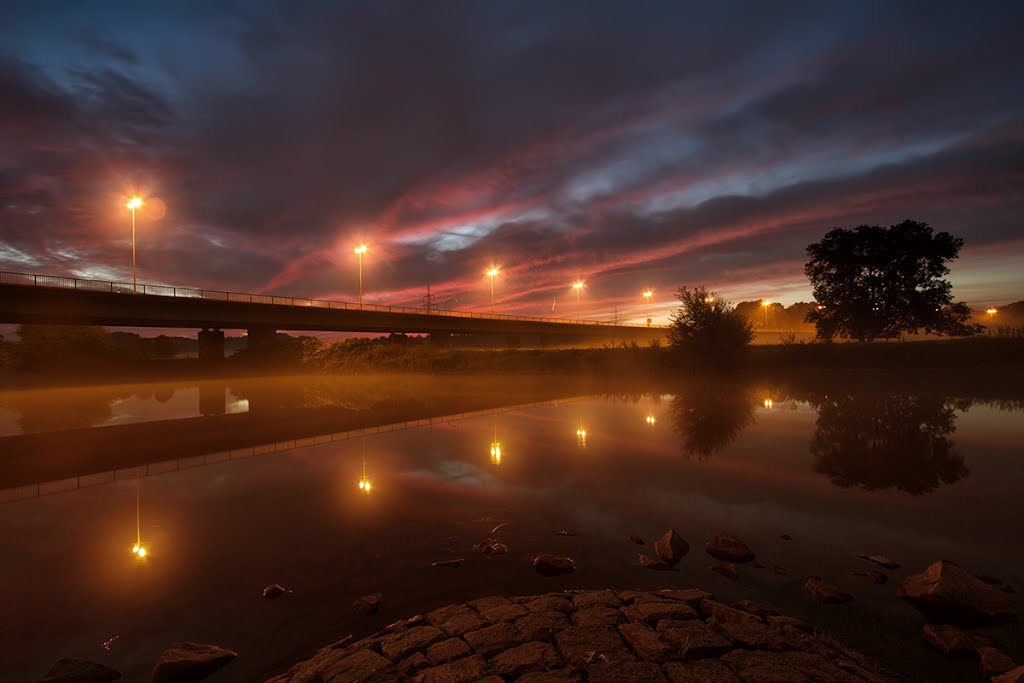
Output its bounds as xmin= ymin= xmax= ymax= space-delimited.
xmin=42 ymin=658 xmax=121 ymax=683
xmin=655 ymin=529 xmax=689 ymax=566
xmin=532 ymin=554 xmax=576 ymax=576
xmin=704 ymin=533 xmax=755 ymax=563
xmin=897 ymin=561 xmax=1016 ymax=624
xmin=152 ymin=642 xmax=237 ymax=683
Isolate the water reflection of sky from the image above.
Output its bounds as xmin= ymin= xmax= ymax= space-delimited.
xmin=0 ymin=382 xmax=1021 ymax=681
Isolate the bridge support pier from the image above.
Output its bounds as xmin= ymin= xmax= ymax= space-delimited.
xmin=247 ymin=326 xmax=277 ymax=351
xmin=198 ymin=328 xmax=225 ymax=360
xmin=429 ymin=332 xmax=451 ymax=347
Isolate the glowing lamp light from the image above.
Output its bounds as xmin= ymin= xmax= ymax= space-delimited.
xmin=645 ymin=414 xmax=656 ymax=425
xmin=354 ymin=244 xmax=367 ymax=255
xmin=575 ymin=418 xmax=587 ymax=446
xmin=573 ymin=280 xmax=585 ymax=291
xmin=763 ymin=398 xmax=774 ymax=409
xmin=987 ymin=308 xmax=998 ymax=316
xmin=132 ymin=544 xmax=140 ymax=553
xmin=126 ymin=196 xmax=143 ymax=209
xmin=490 ymin=442 xmax=502 ymax=465
xmin=704 ymin=296 xmax=714 ymax=303
xmin=358 ymin=478 xmax=372 ymax=493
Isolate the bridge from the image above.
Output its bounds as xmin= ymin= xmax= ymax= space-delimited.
xmin=0 ymin=271 xmax=666 ymax=357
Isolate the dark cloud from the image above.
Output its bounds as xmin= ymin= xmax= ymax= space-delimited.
xmin=1 ymin=0 xmax=1022 ymax=320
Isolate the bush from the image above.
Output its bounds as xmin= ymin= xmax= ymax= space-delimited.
xmin=667 ymin=287 xmax=754 ymax=367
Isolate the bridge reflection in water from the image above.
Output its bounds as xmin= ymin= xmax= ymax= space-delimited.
xmin=0 ymin=397 xmax=584 ymax=505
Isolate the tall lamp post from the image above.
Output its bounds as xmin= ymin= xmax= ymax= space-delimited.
xmin=642 ymin=289 xmax=653 ymax=326
xmin=486 ymin=266 xmax=500 ymax=315
xmin=126 ymin=197 xmax=143 ymax=292
xmin=354 ymin=244 xmax=368 ymax=308
xmin=761 ymin=300 xmax=770 ymax=329
xmin=572 ymin=280 xmax=585 ymax=320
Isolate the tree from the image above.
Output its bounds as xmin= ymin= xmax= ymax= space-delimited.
xmin=805 ymin=220 xmax=980 ymax=341
xmin=667 ymin=286 xmax=754 ymax=366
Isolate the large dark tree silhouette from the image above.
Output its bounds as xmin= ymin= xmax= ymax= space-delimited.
xmin=805 ymin=220 xmax=979 ymax=341
xmin=810 ymin=393 xmax=968 ymax=494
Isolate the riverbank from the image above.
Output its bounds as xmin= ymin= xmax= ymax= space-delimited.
xmin=2 ymin=335 xmax=1023 ymax=389
xmin=266 ymin=587 xmax=903 ymax=682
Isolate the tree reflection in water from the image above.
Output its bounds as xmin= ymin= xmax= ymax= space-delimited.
xmin=669 ymin=382 xmax=755 ymax=460
xmin=810 ymin=394 xmax=968 ymax=494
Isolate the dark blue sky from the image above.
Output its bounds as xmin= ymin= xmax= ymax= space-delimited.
xmin=2 ymin=0 xmax=1023 ymax=322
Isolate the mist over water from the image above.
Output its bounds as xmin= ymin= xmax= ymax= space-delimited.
xmin=0 ymin=374 xmax=1021 ymax=681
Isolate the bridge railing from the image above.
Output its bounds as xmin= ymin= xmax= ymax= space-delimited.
xmin=0 ymin=270 xmax=661 ymax=328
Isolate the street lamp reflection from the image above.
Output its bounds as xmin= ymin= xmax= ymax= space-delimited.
xmin=131 ymin=478 xmax=148 ymax=559
xmin=490 ymin=417 xmax=502 ymax=465
xmin=357 ymin=438 xmax=372 ymax=494
xmin=763 ymin=398 xmax=774 ymax=409
xmin=576 ymin=417 xmax=587 ymax=447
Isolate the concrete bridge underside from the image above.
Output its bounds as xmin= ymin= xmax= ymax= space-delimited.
xmin=0 ymin=284 xmax=666 ymax=357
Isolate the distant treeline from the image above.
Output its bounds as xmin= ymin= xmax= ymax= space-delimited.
xmin=729 ymin=298 xmax=1024 ymax=332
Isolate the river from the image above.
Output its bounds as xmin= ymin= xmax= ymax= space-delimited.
xmin=0 ymin=374 xmax=1020 ymax=681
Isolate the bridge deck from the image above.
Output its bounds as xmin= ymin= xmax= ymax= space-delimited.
xmin=0 ymin=271 xmax=666 ymax=340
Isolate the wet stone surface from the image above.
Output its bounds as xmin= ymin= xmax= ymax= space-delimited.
xmin=266 ymin=588 xmax=901 ymax=682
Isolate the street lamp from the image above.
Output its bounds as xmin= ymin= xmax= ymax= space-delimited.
xmin=642 ymin=290 xmax=653 ymax=326
xmin=987 ymin=308 xmax=998 ymax=317
xmin=126 ymin=197 xmax=143 ymax=292
xmin=572 ymin=280 xmax=585 ymax=320
xmin=354 ymin=244 xmax=368 ymax=308
xmin=761 ymin=300 xmax=770 ymax=329
xmin=486 ymin=266 xmax=500 ymax=315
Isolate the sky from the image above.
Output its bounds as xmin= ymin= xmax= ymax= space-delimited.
xmin=1 ymin=0 xmax=1023 ymax=325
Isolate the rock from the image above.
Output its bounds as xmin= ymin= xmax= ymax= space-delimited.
xmin=533 ymin=554 xmax=576 ymax=576
xmin=490 ymin=641 xmax=563 ymax=678
xmin=353 ymin=592 xmax=382 ymax=615
xmin=380 ymin=625 xmax=444 ymax=660
xmin=699 ymin=599 xmax=762 ymax=625
xmin=639 ymin=553 xmax=672 ymax=570
xmin=978 ymin=647 xmax=1017 ymax=676
xmin=554 ymin=625 xmax=634 ymax=666
xmin=978 ymin=574 xmax=1017 ymax=594
xmin=711 ymin=563 xmax=738 ymax=581
xmin=41 ymin=658 xmax=121 ymax=683
xmin=517 ymin=670 xmax=582 ymax=682
xmin=262 ymin=584 xmax=286 ymax=600
xmin=573 ymin=606 xmax=622 ymax=627
xmin=588 ymin=661 xmax=668 ymax=682
xmin=718 ymin=620 xmax=784 ymax=650
xmin=897 ymin=560 xmax=1016 ymax=623
xmin=468 ymin=595 xmax=511 ymax=613
xmin=463 ymin=622 xmax=522 ymax=657
xmin=720 ymin=649 xmax=864 ymax=682
xmin=780 ymin=534 xmax=792 ymax=541
xmin=573 ymin=590 xmax=622 ymax=610
xmin=152 ymin=642 xmax=237 ymax=683
xmin=481 ymin=603 xmax=529 ymax=622
xmin=425 ymin=637 xmax=472 ymax=665
xmin=432 ymin=558 xmax=464 ymax=568
xmin=655 ymin=529 xmax=689 ymax=566
xmin=804 ymin=577 xmax=852 ymax=603
xmin=555 ymin=530 xmax=577 ymax=536
xmin=921 ymin=623 xmax=979 ymax=655
xmin=398 ymin=651 xmax=429 ymax=676
xmin=629 ymin=534 xmax=645 ymax=545
xmin=516 ymin=611 xmax=570 ymax=640
xmin=730 ymin=600 xmax=779 ymax=619
xmin=869 ymin=570 xmax=888 ymax=584
xmin=651 ymin=589 xmax=712 ymax=606
xmin=751 ymin=561 xmax=765 ymax=569
xmin=418 ymin=654 xmax=487 ymax=683
xmin=622 ymin=600 xmax=699 ymax=625
xmin=766 ymin=615 xmax=812 ymax=633
xmin=617 ymin=622 xmax=677 ymax=663
xmin=663 ymin=659 xmax=740 ymax=682
xmin=704 ymin=533 xmax=755 ymax=563
xmin=475 ymin=538 xmax=509 ymax=554
xmin=857 ymin=553 xmax=900 ymax=569
xmin=657 ymin=620 xmax=731 ymax=658
xmin=524 ymin=596 xmax=574 ymax=614
xmin=993 ymin=666 xmax=1024 ymax=683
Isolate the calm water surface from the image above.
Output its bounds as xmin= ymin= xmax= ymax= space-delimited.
xmin=0 ymin=375 xmax=1021 ymax=682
